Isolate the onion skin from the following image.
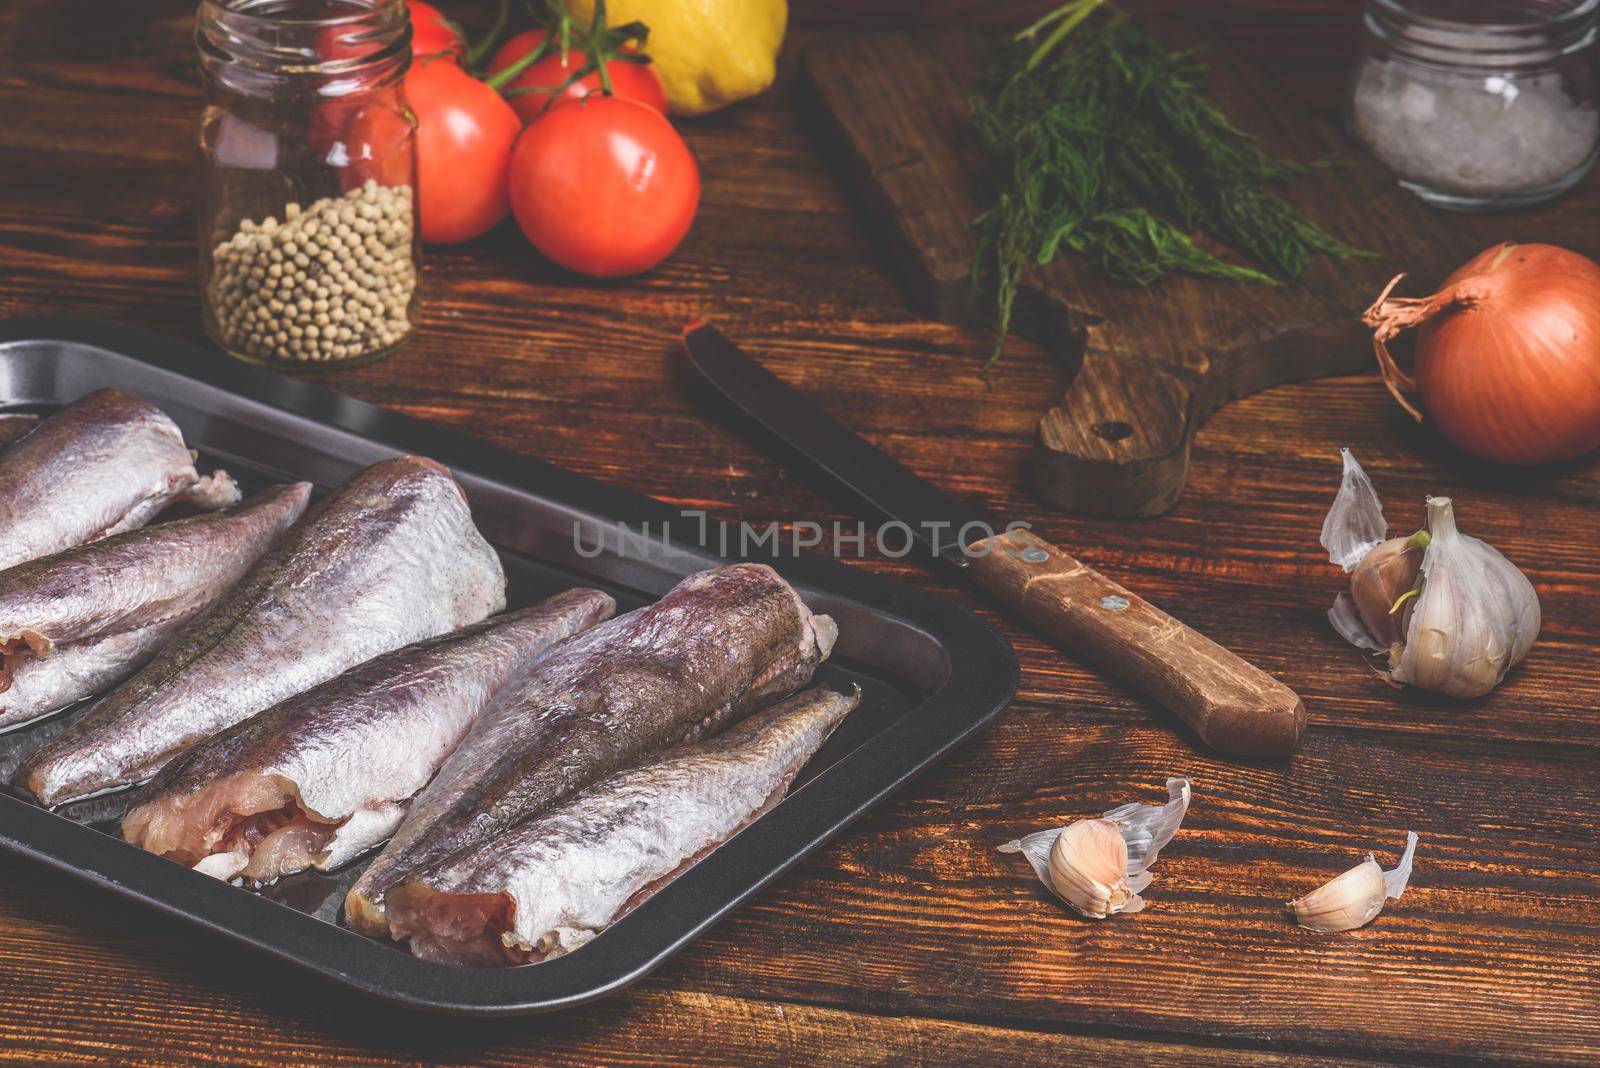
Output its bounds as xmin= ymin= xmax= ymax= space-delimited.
xmin=1367 ymin=243 xmax=1600 ymax=464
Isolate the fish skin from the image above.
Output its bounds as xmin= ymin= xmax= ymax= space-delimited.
xmin=0 ymin=390 xmax=241 ymax=572
xmin=0 ymin=625 xmax=176 ymax=736
xmin=345 ymin=563 xmax=836 ymax=936
xmin=122 ymin=588 xmax=616 ymax=885
xmin=16 ymin=456 xmax=506 ymax=806
xmin=0 ymin=414 xmax=38 ymax=450
xmin=0 ymin=482 xmax=311 ymax=654
xmin=0 ymin=483 xmax=313 ymax=731
xmin=387 ymin=685 xmax=861 ymax=967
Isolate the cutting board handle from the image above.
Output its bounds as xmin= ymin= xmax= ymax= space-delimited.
xmin=967 ymin=528 xmax=1305 ymax=758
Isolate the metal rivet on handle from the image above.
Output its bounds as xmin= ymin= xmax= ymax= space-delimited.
xmin=1021 ymin=547 xmax=1050 ymax=563
xmin=1099 ymin=595 xmax=1129 ymax=612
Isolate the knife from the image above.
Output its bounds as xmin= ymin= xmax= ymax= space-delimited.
xmin=683 ymin=323 xmax=1305 ymax=759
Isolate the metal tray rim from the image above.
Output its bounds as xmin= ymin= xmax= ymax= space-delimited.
xmin=0 ymin=316 xmax=1018 ymax=1015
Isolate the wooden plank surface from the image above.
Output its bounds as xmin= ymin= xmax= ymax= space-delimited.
xmin=1 ymin=0 xmax=1598 ymax=1064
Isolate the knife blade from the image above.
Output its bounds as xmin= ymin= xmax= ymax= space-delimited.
xmin=683 ymin=323 xmax=1305 ymax=759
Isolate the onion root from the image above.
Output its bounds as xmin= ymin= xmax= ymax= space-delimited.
xmin=1361 ymin=271 xmax=1487 ymax=423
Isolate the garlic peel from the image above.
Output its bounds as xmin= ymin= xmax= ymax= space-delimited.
xmin=997 ymin=828 xmax=1061 ymax=888
xmin=1381 ymin=829 xmax=1418 ymax=901
xmin=1328 ymin=592 xmax=1385 ymax=652
xmin=1102 ymin=776 xmax=1191 ymax=874
xmin=1320 ymin=447 xmax=1387 ymax=572
xmin=1290 ymin=831 xmax=1418 ymax=933
xmin=999 ymin=778 xmax=1191 ymax=919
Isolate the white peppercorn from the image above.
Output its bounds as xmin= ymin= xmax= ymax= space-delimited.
xmin=205 ymin=180 xmax=416 ymax=365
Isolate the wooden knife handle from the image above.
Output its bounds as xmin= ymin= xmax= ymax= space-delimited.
xmin=968 ymin=528 xmax=1304 ymax=759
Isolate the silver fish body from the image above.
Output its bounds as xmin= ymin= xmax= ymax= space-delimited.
xmin=346 ymin=563 xmax=837 ymax=936
xmin=122 ymin=588 xmax=616 ymax=885
xmin=0 ymin=389 xmax=240 ymax=571
xmin=17 ymin=456 xmax=506 ymax=805
xmin=0 ymin=483 xmax=312 ymax=731
xmin=387 ymin=685 xmax=860 ymax=967
xmin=0 ymin=626 xmax=176 ymax=735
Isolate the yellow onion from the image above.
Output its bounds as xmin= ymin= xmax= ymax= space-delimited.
xmin=1364 ymin=243 xmax=1600 ymax=464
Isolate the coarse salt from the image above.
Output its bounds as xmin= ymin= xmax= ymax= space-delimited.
xmin=1354 ymin=58 xmax=1599 ymax=197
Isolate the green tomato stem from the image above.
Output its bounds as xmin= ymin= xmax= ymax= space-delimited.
xmin=484 ymin=33 xmax=555 ymax=90
xmin=466 ymin=0 xmax=512 ymax=69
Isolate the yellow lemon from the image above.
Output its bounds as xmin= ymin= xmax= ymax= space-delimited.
xmin=565 ymin=0 xmax=787 ymax=116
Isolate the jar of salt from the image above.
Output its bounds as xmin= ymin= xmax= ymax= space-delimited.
xmin=1351 ymin=0 xmax=1599 ymax=210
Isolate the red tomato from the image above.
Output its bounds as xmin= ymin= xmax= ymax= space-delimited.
xmin=487 ymin=30 xmax=669 ymax=122
xmin=508 ymin=96 xmax=699 ymax=277
xmin=308 ymin=2 xmax=462 ymax=188
xmin=408 ymin=58 xmax=522 ymax=244
xmin=408 ymin=1 xmax=466 ymax=62
xmin=316 ymin=98 xmax=416 ymax=190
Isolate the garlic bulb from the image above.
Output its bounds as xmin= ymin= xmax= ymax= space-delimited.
xmin=999 ymin=778 xmax=1190 ymax=919
xmin=1289 ymin=831 xmax=1418 ymax=933
xmin=1320 ymin=450 xmax=1540 ymax=697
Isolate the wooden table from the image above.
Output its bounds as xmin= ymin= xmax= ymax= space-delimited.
xmin=2 ymin=1 xmax=1597 ymax=1063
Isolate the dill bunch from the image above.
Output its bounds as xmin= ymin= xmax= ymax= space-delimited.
xmin=971 ymin=0 xmax=1368 ymax=369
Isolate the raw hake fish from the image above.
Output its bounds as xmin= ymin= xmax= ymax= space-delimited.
xmin=16 ymin=456 xmax=506 ymax=806
xmin=388 ymin=685 xmax=860 ymax=967
xmin=0 ymin=389 xmax=240 ymax=571
xmin=0 ymin=414 xmax=39 ymax=449
xmin=345 ymin=563 xmax=837 ymax=936
xmin=0 ymin=483 xmax=312 ymax=732
xmin=123 ymin=588 xmax=616 ymax=885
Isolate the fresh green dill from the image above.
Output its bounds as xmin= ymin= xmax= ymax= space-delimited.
xmin=971 ymin=0 xmax=1368 ymax=370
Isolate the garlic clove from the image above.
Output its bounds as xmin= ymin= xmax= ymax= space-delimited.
xmin=1322 ymin=450 xmax=1399 ymax=653
xmin=1049 ymin=818 xmax=1138 ymax=918
xmin=999 ymin=778 xmax=1192 ymax=920
xmin=1290 ymin=831 xmax=1418 ymax=933
xmin=1290 ymin=856 xmax=1388 ymax=932
xmin=1348 ymin=535 xmax=1425 ymax=647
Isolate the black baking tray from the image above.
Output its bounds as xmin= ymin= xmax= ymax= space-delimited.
xmin=0 ymin=317 xmax=1017 ymax=1015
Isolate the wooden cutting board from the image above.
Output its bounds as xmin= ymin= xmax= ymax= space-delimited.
xmin=799 ymin=23 xmax=1480 ymax=516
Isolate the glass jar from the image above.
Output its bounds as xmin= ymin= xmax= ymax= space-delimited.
xmin=1350 ymin=0 xmax=1600 ymax=210
xmin=197 ymin=0 xmax=419 ymax=368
